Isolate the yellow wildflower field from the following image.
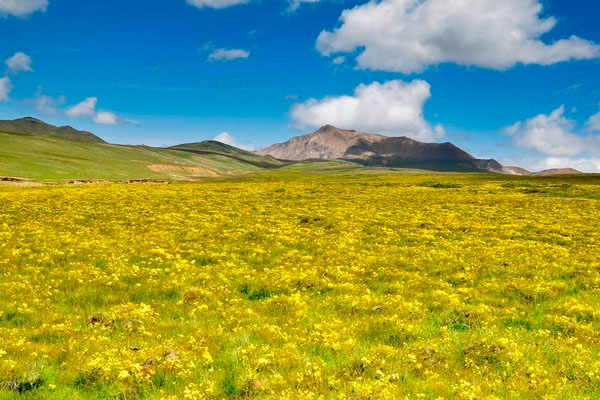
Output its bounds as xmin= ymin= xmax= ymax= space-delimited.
xmin=0 ymin=174 xmax=599 ymax=399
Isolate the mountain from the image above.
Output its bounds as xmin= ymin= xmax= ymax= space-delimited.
xmin=0 ymin=117 xmax=105 ymax=143
xmin=0 ymin=118 xmax=586 ymax=180
xmin=259 ymin=125 xmax=507 ymax=173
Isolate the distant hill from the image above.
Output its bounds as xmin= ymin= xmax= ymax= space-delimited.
xmin=169 ymin=140 xmax=290 ymax=169
xmin=536 ymin=168 xmax=582 ymax=176
xmin=0 ymin=118 xmax=586 ymax=180
xmin=259 ymin=125 xmax=508 ymax=173
xmin=0 ymin=117 xmax=106 ymax=143
xmin=0 ymin=130 xmax=358 ymax=181
xmin=497 ymin=166 xmax=583 ymax=176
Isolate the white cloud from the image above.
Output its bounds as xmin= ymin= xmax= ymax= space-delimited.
xmin=332 ymin=56 xmax=345 ymax=65
xmin=290 ymin=79 xmax=443 ymax=142
xmin=537 ymin=157 xmax=600 ymax=173
xmin=5 ymin=52 xmax=33 ymax=73
xmin=287 ymin=0 xmax=324 ymax=12
xmin=587 ymin=106 xmax=600 ymax=132
xmin=0 ymin=0 xmax=48 ymax=17
xmin=67 ymin=97 xmax=97 ymax=118
xmin=187 ymin=0 xmax=322 ymax=12
xmin=0 ymin=76 xmax=12 ymax=101
xmin=501 ymin=155 xmax=600 ymax=173
xmin=93 ymin=110 xmax=123 ymax=126
xmin=67 ymin=97 xmax=125 ymax=126
xmin=213 ymin=132 xmax=255 ymax=151
xmin=188 ymin=0 xmax=325 ymax=12
xmin=503 ymin=106 xmax=600 ymax=156
xmin=317 ymin=0 xmax=600 ymax=73
xmin=186 ymin=0 xmax=250 ymax=9
xmin=207 ymin=48 xmax=250 ymax=62
xmin=32 ymin=88 xmax=66 ymax=115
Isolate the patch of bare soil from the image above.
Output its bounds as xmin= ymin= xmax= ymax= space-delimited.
xmin=68 ymin=179 xmax=170 ymax=185
xmin=147 ymin=164 xmax=218 ymax=176
xmin=0 ymin=177 xmax=43 ymax=186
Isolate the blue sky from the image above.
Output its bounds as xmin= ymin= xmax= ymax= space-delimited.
xmin=1 ymin=0 xmax=600 ymax=171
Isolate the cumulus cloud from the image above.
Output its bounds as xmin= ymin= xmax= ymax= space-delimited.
xmin=290 ymin=79 xmax=443 ymax=142
xmin=0 ymin=0 xmax=48 ymax=17
xmin=67 ymin=97 xmax=125 ymax=125
xmin=5 ymin=52 xmax=33 ymax=73
xmin=186 ymin=0 xmax=250 ymax=9
xmin=317 ymin=0 xmax=600 ymax=73
xmin=501 ymin=155 xmax=600 ymax=174
xmin=537 ymin=157 xmax=600 ymax=173
xmin=67 ymin=97 xmax=98 ymax=118
xmin=213 ymin=132 xmax=255 ymax=151
xmin=0 ymin=76 xmax=12 ymax=101
xmin=93 ymin=110 xmax=123 ymax=126
xmin=207 ymin=48 xmax=250 ymax=62
xmin=587 ymin=107 xmax=600 ymax=132
xmin=503 ymin=106 xmax=600 ymax=156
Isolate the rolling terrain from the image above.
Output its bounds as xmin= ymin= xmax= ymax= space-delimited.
xmin=0 ymin=118 xmax=584 ymax=181
xmin=0 ymin=130 xmax=360 ymax=181
xmin=0 ymin=117 xmax=105 ymax=143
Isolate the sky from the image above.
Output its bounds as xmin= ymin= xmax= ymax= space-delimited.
xmin=1 ymin=0 xmax=600 ymax=171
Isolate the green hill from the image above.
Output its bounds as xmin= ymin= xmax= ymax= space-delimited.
xmin=0 ymin=131 xmax=360 ymax=181
xmin=0 ymin=117 xmax=106 ymax=143
xmin=170 ymin=140 xmax=290 ymax=169
xmin=0 ymin=132 xmax=262 ymax=181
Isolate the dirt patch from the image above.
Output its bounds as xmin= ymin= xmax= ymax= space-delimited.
xmin=68 ymin=179 xmax=170 ymax=185
xmin=0 ymin=177 xmax=43 ymax=186
xmin=147 ymin=164 xmax=218 ymax=176
xmin=1 ymin=177 xmax=24 ymax=182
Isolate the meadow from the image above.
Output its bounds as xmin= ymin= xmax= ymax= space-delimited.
xmin=0 ymin=174 xmax=599 ymax=399
xmin=0 ymin=132 xmax=361 ymax=181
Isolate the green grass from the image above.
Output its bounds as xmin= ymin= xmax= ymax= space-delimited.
xmin=170 ymin=140 xmax=290 ymax=169
xmin=0 ymin=132 xmax=359 ymax=181
xmin=1 ymin=175 xmax=599 ymax=398
xmin=2 ymin=131 xmax=598 ymax=183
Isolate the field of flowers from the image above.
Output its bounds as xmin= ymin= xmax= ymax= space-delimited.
xmin=0 ymin=174 xmax=599 ymax=399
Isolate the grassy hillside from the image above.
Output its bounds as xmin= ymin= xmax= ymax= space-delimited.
xmin=0 ymin=132 xmax=264 ymax=180
xmin=0 ymin=117 xmax=105 ymax=143
xmin=0 ymin=131 xmax=359 ymax=181
xmin=170 ymin=141 xmax=290 ymax=169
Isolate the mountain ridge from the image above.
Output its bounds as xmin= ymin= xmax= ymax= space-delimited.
xmin=0 ymin=118 xmax=585 ymax=177
xmin=259 ymin=125 xmax=512 ymax=173
xmin=0 ymin=117 xmax=105 ymax=143
xmin=169 ymin=140 xmax=291 ymax=169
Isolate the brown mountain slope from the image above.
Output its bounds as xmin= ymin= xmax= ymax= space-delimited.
xmin=502 ymin=166 xmax=531 ymax=176
xmin=259 ymin=125 xmax=506 ymax=172
xmin=0 ymin=117 xmax=105 ymax=143
xmin=258 ymin=125 xmax=384 ymax=160
xmin=536 ymin=168 xmax=582 ymax=176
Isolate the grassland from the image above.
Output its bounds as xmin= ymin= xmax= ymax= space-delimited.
xmin=0 ymin=132 xmax=366 ymax=181
xmin=0 ymin=174 xmax=599 ymax=399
